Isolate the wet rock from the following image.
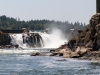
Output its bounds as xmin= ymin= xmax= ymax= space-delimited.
xmin=30 ymin=52 xmax=41 ymax=56
xmin=63 ymin=50 xmax=71 ymax=58
xmin=14 ymin=44 xmax=19 ymax=48
xmin=59 ymin=49 xmax=66 ymax=53
xmin=50 ymin=49 xmax=55 ymax=53
xmin=5 ymin=45 xmax=12 ymax=48
xmin=78 ymin=47 xmax=88 ymax=55
xmin=79 ymin=50 xmax=100 ymax=60
xmin=50 ymin=48 xmax=72 ymax=57
xmin=50 ymin=53 xmax=55 ymax=56
xmin=22 ymin=33 xmax=43 ymax=47
xmin=0 ymin=45 xmax=5 ymax=49
xmin=55 ymin=54 xmax=60 ymax=57
xmin=75 ymin=46 xmax=81 ymax=53
xmin=22 ymin=28 xmax=29 ymax=33
xmin=71 ymin=52 xmax=79 ymax=58
xmin=63 ymin=48 xmax=72 ymax=58
xmin=51 ymin=52 xmax=63 ymax=56
xmin=57 ymin=44 xmax=68 ymax=49
xmin=56 ymin=59 xmax=67 ymax=61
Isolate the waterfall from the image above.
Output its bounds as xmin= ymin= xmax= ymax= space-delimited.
xmin=9 ymin=33 xmax=44 ymax=48
xmin=9 ymin=29 xmax=67 ymax=48
xmin=10 ymin=34 xmax=28 ymax=48
xmin=40 ymin=29 xmax=67 ymax=48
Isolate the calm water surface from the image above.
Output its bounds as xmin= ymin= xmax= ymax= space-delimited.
xmin=0 ymin=50 xmax=100 ymax=75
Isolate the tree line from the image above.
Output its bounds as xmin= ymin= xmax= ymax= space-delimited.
xmin=0 ymin=15 xmax=87 ymax=32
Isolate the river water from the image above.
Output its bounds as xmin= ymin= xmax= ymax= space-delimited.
xmin=0 ymin=30 xmax=100 ymax=75
xmin=0 ymin=48 xmax=100 ymax=75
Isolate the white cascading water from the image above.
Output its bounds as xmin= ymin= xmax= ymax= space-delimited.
xmin=9 ymin=28 xmax=67 ymax=48
xmin=0 ymin=29 xmax=67 ymax=54
xmin=40 ymin=28 xmax=67 ymax=48
xmin=10 ymin=33 xmax=28 ymax=48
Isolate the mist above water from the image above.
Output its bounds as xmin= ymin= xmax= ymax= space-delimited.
xmin=40 ymin=28 xmax=67 ymax=48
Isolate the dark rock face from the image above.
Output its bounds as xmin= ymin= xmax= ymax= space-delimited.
xmin=67 ymin=13 xmax=100 ymax=50
xmin=0 ymin=32 xmax=11 ymax=45
xmin=50 ymin=13 xmax=100 ymax=60
xmin=14 ymin=44 xmax=19 ymax=48
xmin=80 ymin=50 xmax=100 ymax=60
xmin=22 ymin=33 xmax=43 ymax=47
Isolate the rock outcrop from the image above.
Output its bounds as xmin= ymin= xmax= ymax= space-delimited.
xmin=67 ymin=13 xmax=100 ymax=50
xmin=50 ymin=13 xmax=100 ymax=60
xmin=30 ymin=52 xmax=41 ymax=56
xmin=22 ymin=33 xmax=43 ymax=47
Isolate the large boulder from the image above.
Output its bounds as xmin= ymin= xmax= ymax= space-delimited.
xmin=71 ymin=52 xmax=79 ymax=58
xmin=75 ymin=46 xmax=90 ymax=56
xmin=30 ymin=52 xmax=41 ymax=56
xmin=78 ymin=47 xmax=89 ymax=56
xmin=63 ymin=49 xmax=79 ymax=58
xmin=63 ymin=50 xmax=71 ymax=58
xmin=22 ymin=28 xmax=29 ymax=33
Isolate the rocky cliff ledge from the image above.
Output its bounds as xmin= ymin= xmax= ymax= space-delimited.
xmin=50 ymin=13 xmax=100 ymax=61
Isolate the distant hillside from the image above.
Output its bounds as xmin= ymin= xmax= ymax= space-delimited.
xmin=0 ymin=15 xmax=86 ymax=32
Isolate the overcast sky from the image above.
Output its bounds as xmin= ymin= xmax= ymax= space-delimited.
xmin=0 ymin=0 xmax=96 ymax=24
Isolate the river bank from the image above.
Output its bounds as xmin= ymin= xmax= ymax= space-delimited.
xmin=48 ymin=13 xmax=100 ymax=61
xmin=49 ymin=45 xmax=100 ymax=61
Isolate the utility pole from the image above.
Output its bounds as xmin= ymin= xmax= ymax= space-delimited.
xmin=96 ymin=0 xmax=100 ymax=13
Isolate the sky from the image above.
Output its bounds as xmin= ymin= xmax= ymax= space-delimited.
xmin=0 ymin=0 xmax=96 ymax=24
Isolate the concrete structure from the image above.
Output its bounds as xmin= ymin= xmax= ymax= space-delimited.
xmin=0 ymin=29 xmax=23 ymax=33
xmin=96 ymin=0 xmax=100 ymax=13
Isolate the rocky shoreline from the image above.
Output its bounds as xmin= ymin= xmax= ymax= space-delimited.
xmin=48 ymin=13 xmax=100 ymax=61
xmin=49 ymin=45 xmax=100 ymax=61
xmin=31 ymin=13 xmax=100 ymax=61
xmin=30 ymin=45 xmax=100 ymax=61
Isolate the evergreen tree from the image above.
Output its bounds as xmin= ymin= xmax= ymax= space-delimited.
xmin=0 ymin=15 xmax=87 ymax=32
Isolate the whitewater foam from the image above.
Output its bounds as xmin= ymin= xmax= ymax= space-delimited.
xmin=9 ymin=29 xmax=67 ymax=48
xmin=40 ymin=29 xmax=67 ymax=48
